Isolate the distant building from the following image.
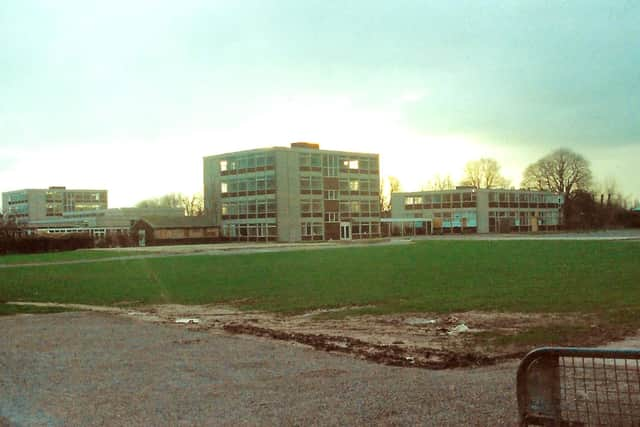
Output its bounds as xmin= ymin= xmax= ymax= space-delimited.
xmin=388 ymin=187 xmax=564 ymax=235
xmin=26 ymin=207 xmax=185 ymax=240
xmin=2 ymin=186 xmax=107 ymax=225
xmin=203 ymin=143 xmax=381 ymax=242
xmin=131 ymin=216 xmax=219 ymax=246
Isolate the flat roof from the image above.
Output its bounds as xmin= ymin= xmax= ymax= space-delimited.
xmin=203 ymin=145 xmax=379 ymax=159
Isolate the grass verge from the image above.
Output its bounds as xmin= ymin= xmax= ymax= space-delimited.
xmin=0 ymin=250 xmax=141 ymax=265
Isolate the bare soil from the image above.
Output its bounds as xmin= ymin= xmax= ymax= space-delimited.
xmin=7 ymin=301 xmax=616 ymax=369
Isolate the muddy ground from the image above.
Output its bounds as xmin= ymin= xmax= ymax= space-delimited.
xmin=7 ymin=302 xmax=620 ymax=370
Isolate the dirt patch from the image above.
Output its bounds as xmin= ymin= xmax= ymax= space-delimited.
xmin=223 ymin=323 xmax=496 ymax=369
xmin=5 ymin=301 xmax=628 ymax=369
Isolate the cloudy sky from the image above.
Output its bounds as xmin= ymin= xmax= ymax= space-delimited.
xmin=1 ymin=0 xmax=639 ymax=207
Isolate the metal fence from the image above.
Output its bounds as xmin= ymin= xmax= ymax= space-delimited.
xmin=517 ymin=347 xmax=640 ymax=426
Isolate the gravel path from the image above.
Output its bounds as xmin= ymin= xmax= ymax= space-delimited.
xmin=0 ymin=312 xmax=518 ymax=426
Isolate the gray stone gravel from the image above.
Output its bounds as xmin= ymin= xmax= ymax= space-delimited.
xmin=0 ymin=312 xmax=518 ymax=426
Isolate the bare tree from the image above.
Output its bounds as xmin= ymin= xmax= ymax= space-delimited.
xmin=136 ymin=192 xmax=203 ymax=216
xmin=461 ymin=158 xmax=509 ymax=189
xmin=521 ymin=148 xmax=592 ymax=200
xmin=422 ymin=174 xmax=455 ymax=191
xmin=136 ymin=193 xmax=183 ymax=209
xmin=181 ymin=193 xmax=204 ymax=216
xmin=380 ymin=176 xmax=401 ymax=214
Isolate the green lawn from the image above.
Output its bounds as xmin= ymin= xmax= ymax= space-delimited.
xmin=0 ymin=249 xmax=141 ymax=265
xmin=1 ymin=240 xmax=639 ymax=316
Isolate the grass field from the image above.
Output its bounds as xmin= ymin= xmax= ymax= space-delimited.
xmin=1 ymin=240 xmax=639 ymax=317
xmin=0 ymin=250 xmax=140 ymax=265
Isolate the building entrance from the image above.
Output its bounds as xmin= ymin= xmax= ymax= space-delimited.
xmin=340 ymin=222 xmax=351 ymax=240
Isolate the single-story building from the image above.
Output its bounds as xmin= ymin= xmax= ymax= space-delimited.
xmin=131 ymin=216 xmax=220 ymax=246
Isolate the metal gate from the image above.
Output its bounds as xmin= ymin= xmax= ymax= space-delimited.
xmin=517 ymin=347 xmax=640 ymax=426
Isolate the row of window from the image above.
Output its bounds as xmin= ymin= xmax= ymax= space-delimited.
xmin=221 ymin=198 xmax=277 ymax=216
xmin=488 ymin=210 xmax=561 ymax=225
xmin=339 ymin=200 xmax=381 ymax=215
xmin=300 ymin=175 xmax=323 ymax=191
xmin=219 ymin=153 xmax=276 ymax=172
xmin=339 ymin=178 xmax=378 ymax=192
xmin=45 ymin=192 xmax=105 ymax=204
xmin=405 ymin=192 xmax=477 ymax=206
xmin=301 ymin=222 xmax=324 ymax=237
xmin=7 ymin=192 xmax=28 ymax=204
xmin=223 ymin=223 xmax=278 ymax=238
xmin=351 ymin=221 xmax=381 ymax=236
xmin=298 ymin=153 xmax=378 ymax=171
xmin=221 ymin=175 xmax=276 ymax=194
xmin=64 ymin=192 xmax=105 ymax=202
xmin=489 ymin=192 xmax=561 ymax=204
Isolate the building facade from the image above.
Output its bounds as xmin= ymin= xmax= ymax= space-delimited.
xmin=390 ymin=187 xmax=564 ymax=234
xmin=131 ymin=217 xmax=219 ymax=247
xmin=203 ymin=143 xmax=381 ymax=242
xmin=2 ymin=186 xmax=108 ymax=224
xmin=25 ymin=207 xmax=184 ymax=240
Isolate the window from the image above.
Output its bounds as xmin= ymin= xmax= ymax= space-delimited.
xmin=220 ymin=160 xmax=228 ymax=172
xmin=311 ymin=176 xmax=322 ymax=190
xmin=351 ymin=201 xmax=360 ymax=213
xmin=349 ymin=180 xmax=359 ymax=191
xmin=301 ymin=199 xmax=322 ymax=215
xmin=349 ymin=160 xmax=359 ymax=169
xmin=325 ymin=190 xmax=337 ymax=200
xmin=405 ymin=196 xmax=422 ymax=206
xmin=325 ymin=212 xmax=338 ymax=222
xmin=266 ymin=175 xmax=275 ymax=190
xmin=221 ymin=182 xmax=228 ymax=193
xmin=301 ymin=222 xmax=323 ymax=236
xmin=323 ymin=155 xmax=338 ymax=177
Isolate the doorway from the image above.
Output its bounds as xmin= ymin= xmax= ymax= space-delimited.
xmin=340 ymin=222 xmax=351 ymax=240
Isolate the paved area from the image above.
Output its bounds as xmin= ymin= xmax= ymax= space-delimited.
xmin=0 ymin=312 xmax=518 ymax=426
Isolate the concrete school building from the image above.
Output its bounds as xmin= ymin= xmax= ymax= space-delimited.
xmin=389 ymin=187 xmax=564 ymax=235
xmin=26 ymin=207 xmax=185 ymax=240
xmin=204 ymin=143 xmax=381 ymax=242
xmin=2 ymin=186 xmax=108 ymax=225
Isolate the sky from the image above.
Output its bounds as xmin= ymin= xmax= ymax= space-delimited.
xmin=1 ymin=0 xmax=639 ymax=207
